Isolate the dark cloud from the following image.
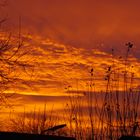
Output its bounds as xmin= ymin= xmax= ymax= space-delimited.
xmin=6 ymin=0 xmax=140 ymax=49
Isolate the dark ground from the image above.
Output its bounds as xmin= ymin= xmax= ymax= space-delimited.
xmin=0 ymin=132 xmax=76 ymax=140
xmin=119 ymin=136 xmax=140 ymax=140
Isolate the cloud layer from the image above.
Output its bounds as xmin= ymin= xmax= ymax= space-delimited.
xmin=0 ymin=0 xmax=140 ymax=96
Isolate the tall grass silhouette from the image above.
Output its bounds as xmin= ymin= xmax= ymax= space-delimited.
xmin=9 ymin=105 xmax=68 ymax=136
xmin=65 ymin=42 xmax=140 ymax=140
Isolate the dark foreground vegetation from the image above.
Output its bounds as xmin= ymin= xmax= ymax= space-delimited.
xmin=7 ymin=43 xmax=140 ymax=140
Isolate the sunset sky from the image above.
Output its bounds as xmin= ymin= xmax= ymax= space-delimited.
xmin=1 ymin=0 xmax=140 ymax=98
xmin=1 ymin=1 xmax=140 ymax=136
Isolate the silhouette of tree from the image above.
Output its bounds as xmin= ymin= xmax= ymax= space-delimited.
xmin=0 ymin=1 xmax=33 ymax=106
